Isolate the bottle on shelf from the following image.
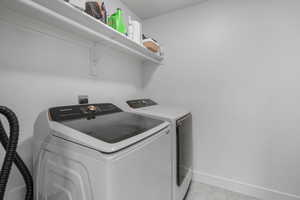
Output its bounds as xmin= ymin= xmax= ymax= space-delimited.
xmin=128 ymin=16 xmax=142 ymax=44
xmin=108 ymin=8 xmax=126 ymax=34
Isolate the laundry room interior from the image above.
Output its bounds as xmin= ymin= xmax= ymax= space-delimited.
xmin=0 ymin=0 xmax=300 ymax=200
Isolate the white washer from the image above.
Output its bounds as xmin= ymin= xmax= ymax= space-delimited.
xmin=124 ymin=99 xmax=193 ymax=200
xmin=33 ymin=103 xmax=172 ymax=200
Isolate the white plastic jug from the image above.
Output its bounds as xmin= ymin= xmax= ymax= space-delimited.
xmin=128 ymin=16 xmax=142 ymax=44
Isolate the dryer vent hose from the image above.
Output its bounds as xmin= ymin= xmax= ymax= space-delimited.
xmin=0 ymin=106 xmax=33 ymax=200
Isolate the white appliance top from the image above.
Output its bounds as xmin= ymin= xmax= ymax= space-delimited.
xmin=126 ymin=99 xmax=190 ymax=120
xmin=48 ymin=103 xmax=169 ymax=153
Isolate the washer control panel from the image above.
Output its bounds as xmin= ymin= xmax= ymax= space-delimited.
xmin=127 ymin=99 xmax=158 ymax=109
xmin=49 ymin=103 xmax=122 ymax=122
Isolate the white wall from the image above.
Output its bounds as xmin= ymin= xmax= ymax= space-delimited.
xmin=143 ymin=0 xmax=300 ymax=200
xmin=0 ymin=1 xmax=142 ymax=199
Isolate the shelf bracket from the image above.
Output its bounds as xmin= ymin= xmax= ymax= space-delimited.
xmin=89 ymin=43 xmax=98 ymax=77
xmin=88 ymin=42 xmax=109 ymax=78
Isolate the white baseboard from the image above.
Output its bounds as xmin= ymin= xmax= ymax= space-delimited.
xmin=193 ymin=170 xmax=300 ymax=200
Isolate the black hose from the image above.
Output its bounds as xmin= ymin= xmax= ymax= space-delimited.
xmin=0 ymin=106 xmax=19 ymax=199
xmin=0 ymin=123 xmax=33 ymax=200
xmin=0 ymin=106 xmax=33 ymax=200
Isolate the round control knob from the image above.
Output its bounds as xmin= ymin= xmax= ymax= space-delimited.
xmin=87 ymin=105 xmax=97 ymax=111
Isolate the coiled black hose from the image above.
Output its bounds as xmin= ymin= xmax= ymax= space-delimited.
xmin=0 ymin=106 xmax=33 ymax=200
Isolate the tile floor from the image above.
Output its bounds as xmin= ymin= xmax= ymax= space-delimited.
xmin=185 ymin=182 xmax=260 ymax=200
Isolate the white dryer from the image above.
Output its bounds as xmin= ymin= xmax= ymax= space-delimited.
xmin=125 ymin=99 xmax=193 ymax=200
xmin=33 ymin=103 xmax=172 ymax=200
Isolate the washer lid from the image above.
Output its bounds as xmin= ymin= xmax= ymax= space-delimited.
xmin=61 ymin=112 xmax=164 ymax=144
xmin=48 ymin=103 xmax=169 ymax=153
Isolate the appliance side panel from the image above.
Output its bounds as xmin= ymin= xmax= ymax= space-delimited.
xmin=109 ymin=130 xmax=172 ymax=200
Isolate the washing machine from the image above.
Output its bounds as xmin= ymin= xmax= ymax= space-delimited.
xmin=33 ymin=103 xmax=172 ymax=200
xmin=124 ymin=99 xmax=193 ymax=200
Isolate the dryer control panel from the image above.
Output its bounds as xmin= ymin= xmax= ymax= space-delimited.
xmin=49 ymin=103 xmax=123 ymax=122
xmin=127 ymin=99 xmax=157 ymax=109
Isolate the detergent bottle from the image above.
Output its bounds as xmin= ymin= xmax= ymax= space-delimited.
xmin=108 ymin=8 xmax=126 ymax=34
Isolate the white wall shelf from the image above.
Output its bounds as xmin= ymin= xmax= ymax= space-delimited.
xmin=1 ymin=0 xmax=163 ymax=64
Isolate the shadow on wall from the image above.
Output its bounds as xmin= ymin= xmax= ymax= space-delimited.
xmin=94 ymin=46 xmax=143 ymax=86
xmin=141 ymin=61 xmax=160 ymax=88
xmin=0 ymin=19 xmax=143 ymax=87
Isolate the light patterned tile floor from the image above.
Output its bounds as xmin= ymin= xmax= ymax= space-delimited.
xmin=185 ymin=182 xmax=260 ymax=200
